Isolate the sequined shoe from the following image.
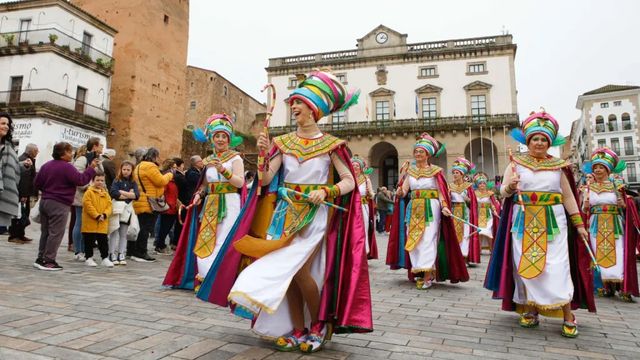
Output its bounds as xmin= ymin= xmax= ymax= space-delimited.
xmin=300 ymin=322 xmax=327 ymax=353
xmin=619 ymin=292 xmax=634 ymax=303
xmin=415 ymin=278 xmax=425 ymax=290
xmin=561 ymin=315 xmax=578 ymax=338
xmin=597 ymin=288 xmax=614 ymax=297
xmin=518 ymin=312 xmax=539 ymax=328
xmin=274 ymin=328 xmax=307 ymax=352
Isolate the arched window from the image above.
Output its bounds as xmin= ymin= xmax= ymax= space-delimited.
xmin=622 ymin=113 xmax=631 ymax=130
xmin=608 ymin=114 xmax=618 ymax=131
xmin=595 ymin=116 xmax=604 ymax=133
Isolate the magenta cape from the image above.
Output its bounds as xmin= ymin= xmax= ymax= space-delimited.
xmin=490 ymin=194 xmax=501 ymax=240
xmin=466 ymin=185 xmax=481 ymax=264
xmin=162 ymin=170 xmax=250 ymax=306
xmin=366 ymin=196 xmax=379 ymax=260
xmin=484 ymin=167 xmax=596 ymax=313
xmin=620 ymin=193 xmax=639 ymax=296
xmin=386 ymin=171 xmax=470 ymax=283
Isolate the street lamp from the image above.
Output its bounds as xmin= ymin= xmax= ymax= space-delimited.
xmin=102 ymin=37 xmax=109 ymax=53
xmin=27 ymin=67 xmax=38 ymax=89
xmin=0 ymin=15 xmax=8 ymax=33
xmin=68 ymin=18 xmax=75 ymax=36
xmin=37 ymin=11 xmax=45 ymax=29
xmin=98 ymin=88 xmax=105 ymax=108
xmin=62 ymin=73 xmax=69 ymax=95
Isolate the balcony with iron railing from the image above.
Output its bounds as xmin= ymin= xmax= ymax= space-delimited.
xmin=269 ymin=35 xmax=514 ymax=68
xmin=268 ymin=113 xmax=519 ymax=137
xmin=0 ymin=28 xmax=114 ymax=75
xmin=0 ymin=89 xmax=109 ymax=130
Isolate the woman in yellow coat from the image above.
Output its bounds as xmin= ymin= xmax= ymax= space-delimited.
xmin=133 ymin=148 xmax=173 ymax=262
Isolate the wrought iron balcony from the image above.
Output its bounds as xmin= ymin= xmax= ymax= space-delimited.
xmin=268 ymin=113 xmax=519 ymax=137
xmin=0 ymin=28 xmax=113 ymax=74
xmin=0 ymin=89 xmax=109 ymax=129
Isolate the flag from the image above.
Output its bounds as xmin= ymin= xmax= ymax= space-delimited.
xmin=365 ymin=98 xmax=370 ymax=120
xmin=393 ymin=102 xmax=396 ymax=118
xmin=415 ymin=95 xmax=419 ymax=116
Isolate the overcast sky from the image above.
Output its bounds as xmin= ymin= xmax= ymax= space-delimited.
xmin=187 ymin=0 xmax=640 ymax=137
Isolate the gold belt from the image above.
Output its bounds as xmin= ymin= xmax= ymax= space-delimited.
xmin=410 ymin=189 xmax=439 ymax=200
xmin=479 ymin=203 xmax=492 ymax=209
xmin=519 ymin=191 xmax=563 ymax=206
xmin=207 ymin=182 xmax=238 ymax=194
xmin=591 ymin=205 xmax=619 ymax=214
xmin=284 ymin=182 xmax=328 ymax=203
xmin=361 ymin=197 xmax=368 ymax=205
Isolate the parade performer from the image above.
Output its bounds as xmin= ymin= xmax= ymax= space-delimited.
xmin=163 ymin=114 xmax=247 ymax=291
xmin=474 ymin=172 xmax=500 ymax=251
xmin=386 ymin=133 xmax=469 ymax=290
xmin=485 ymin=110 xmax=595 ymax=338
xmin=582 ymin=147 xmax=638 ymax=302
xmin=449 ymin=157 xmax=480 ymax=264
xmin=227 ymin=70 xmax=372 ymax=353
xmin=352 ymin=155 xmax=378 ymax=259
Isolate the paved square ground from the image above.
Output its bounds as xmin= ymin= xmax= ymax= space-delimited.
xmin=0 ymin=226 xmax=639 ymax=359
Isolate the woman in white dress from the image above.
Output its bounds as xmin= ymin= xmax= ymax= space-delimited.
xmin=582 ymin=147 xmax=638 ymax=302
xmin=163 ymin=114 xmax=245 ymax=290
xmin=449 ymin=157 xmax=480 ymax=264
xmin=228 ymin=70 xmax=372 ymax=353
xmin=485 ymin=110 xmax=595 ymax=338
xmin=352 ymin=155 xmax=377 ymax=259
xmin=473 ymin=172 xmax=500 ymax=251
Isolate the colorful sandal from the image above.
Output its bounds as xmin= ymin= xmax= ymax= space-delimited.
xmin=597 ymin=288 xmax=614 ymax=297
xmin=300 ymin=322 xmax=327 ymax=353
xmin=561 ymin=315 xmax=578 ymax=338
xmin=415 ymin=278 xmax=425 ymax=290
xmin=619 ymin=292 xmax=634 ymax=303
xmin=275 ymin=328 xmax=307 ymax=352
xmin=518 ymin=312 xmax=539 ymax=328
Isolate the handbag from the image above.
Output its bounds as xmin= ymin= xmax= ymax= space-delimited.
xmin=137 ymin=166 xmax=169 ymax=213
xmin=111 ymin=199 xmax=126 ymax=215
xmin=30 ymin=199 xmax=41 ymax=224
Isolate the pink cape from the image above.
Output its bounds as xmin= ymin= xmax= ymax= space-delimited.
xmin=466 ymin=185 xmax=481 ymax=263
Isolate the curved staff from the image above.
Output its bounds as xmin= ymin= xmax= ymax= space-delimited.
xmin=485 ymin=110 xmax=595 ymax=339
xmin=257 ymin=84 xmax=276 ymax=196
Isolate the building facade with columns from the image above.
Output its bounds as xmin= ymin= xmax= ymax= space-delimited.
xmin=266 ymin=25 xmax=519 ymax=189
xmin=574 ymin=84 xmax=640 ymax=190
xmin=0 ymin=0 xmax=115 ymax=168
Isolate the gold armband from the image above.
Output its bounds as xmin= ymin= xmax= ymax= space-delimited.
xmin=569 ymin=213 xmax=584 ymax=227
xmin=321 ymin=185 xmax=341 ymax=198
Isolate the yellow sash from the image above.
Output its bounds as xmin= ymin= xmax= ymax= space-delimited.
xmin=405 ymin=189 xmax=439 ymax=251
xmin=452 ymin=202 xmax=465 ymax=244
xmin=591 ymin=205 xmax=619 ymax=268
xmin=194 ymin=182 xmax=238 ymax=259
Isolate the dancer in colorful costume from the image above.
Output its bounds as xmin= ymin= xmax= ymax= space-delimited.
xmin=485 ymin=110 xmax=595 ymax=338
xmin=228 ymin=70 xmax=372 ymax=353
xmin=386 ymin=133 xmax=469 ymax=290
xmin=582 ymin=147 xmax=638 ymax=302
xmin=352 ymin=155 xmax=378 ymax=259
xmin=474 ymin=172 xmax=500 ymax=251
xmin=449 ymin=157 xmax=480 ymax=264
xmin=163 ymin=114 xmax=248 ymax=291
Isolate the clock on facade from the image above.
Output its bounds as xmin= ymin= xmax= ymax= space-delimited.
xmin=375 ymin=32 xmax=388 ymax=44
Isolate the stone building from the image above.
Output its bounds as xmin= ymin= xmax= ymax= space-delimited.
xmin=182 ymin=66 xmax=266 ymax=161
xmin=266 ymin=25 xmax=520 ymax=189
xmin=0 ymin=0 xmax=115 ymax=168
xmin=573 ymin=84 xmax=640 ymax=189
xmin=74 ymin=0 xmax=189 ymax=160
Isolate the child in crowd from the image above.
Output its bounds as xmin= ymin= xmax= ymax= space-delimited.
xmin=108 ymin=161 xmax=139 ymax=265
xmin=81 ymin=171 xmax=113 ymax=267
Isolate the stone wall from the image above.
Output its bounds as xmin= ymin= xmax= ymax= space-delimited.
xmin=74 ymin=0 xmax=189 ymax=161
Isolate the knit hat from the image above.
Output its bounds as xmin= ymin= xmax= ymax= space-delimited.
xmin=451 ymin=157 xmax=475 ymax=176
xmin=583 ymin=146 xmax=626 ymax=174
xmin=193 ymin=113 xmax=243 ymax=148
xmin=351 ymin=155 xmax=373 ymax=175
xmin=287 ymin=70 xmax=360 ymax=121
xmin=414 ymin=132 xmax=445 ymax=157
xmin=511 ymin=110 xmax=565 ymax=147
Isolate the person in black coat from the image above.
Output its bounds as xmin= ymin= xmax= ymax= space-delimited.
xmin=9 ymin=143 xmax=38 ymax=243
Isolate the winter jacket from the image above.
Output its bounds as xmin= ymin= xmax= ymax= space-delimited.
xmin=0 ymin=143 xmax=21 ymax=219
xmin=34 ymin=160 xmax=95 ymax=206
xmin=110 ymin=178 xmax=139 ymax=204
xmin=163 ymin=179 xmax=179 ymax=215
xmin=133 ymin=161 xmax=173 ymax=214
xmin=17 ymin=153 xmax=37 ymax=197
xmin=81 ymin=185 xmax=112 ymax=234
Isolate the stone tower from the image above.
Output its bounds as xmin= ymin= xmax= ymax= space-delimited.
xmin=73 ymin=0 xmax=189 ymax=160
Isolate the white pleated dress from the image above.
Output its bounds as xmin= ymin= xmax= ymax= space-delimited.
xmin=588 ymin=190 xmax=624 ymax=282
xmin=511 ymin=165 xmax=574 ymax=309
xmin=477 ymin=194 xmax=494 ymax=239
xmin=407 ymin=175 xmax=441 ymax=273
xmin=451 ymin=190 xmax=470 ymax=257
xmin=359 ymin=180 xmax=371 ymax=254
xmin=229 ymin=153 xmax=330 ymax=338
xmin=196 ymin=155 xmax=242 ymax=279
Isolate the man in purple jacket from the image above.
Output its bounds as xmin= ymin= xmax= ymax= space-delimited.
xmin=33 ymin=142 xmax=98 ymax=271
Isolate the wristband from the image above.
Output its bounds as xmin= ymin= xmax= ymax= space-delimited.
xmin=321 ymin=185 xmax=341 ymax=198
xmin=569 ymin=213 xmax=584 ymax=227
xmin=221 ymin=168 xmax=232 ymax=180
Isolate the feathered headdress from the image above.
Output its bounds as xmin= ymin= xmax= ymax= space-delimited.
xmin=193 ymin=113 xmax=243 ymax=148
xmin=414 ymin=132 xmax=445 ymax=157
xmin=351 ymin=155 xmax=373 ymax=175
xmin=582 ymin=146 xmax=626 ymax=175
xmin=511 ymin=109 xmax=565 ymax=147
xmin=451 ymin=157 xmax=476 ymax=176
xmin=287 ymin=70 xmax=360 ymax=121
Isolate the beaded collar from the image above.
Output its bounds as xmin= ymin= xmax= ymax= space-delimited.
xmin=356 ymin=174 xmax=368 ymax=186
xmin=588 ymin=181 xmax=615 ymax=194
xmin=512 ymin=153 xmax=569 ymax=171
xmin=407 ymin=165 xmax=442 ymax=179
xmin=449 ymin=181 xmax=472 ymax=194
xmin=273 ymin=132 xmax=345 ymax=163
xmin=203 ymin=150 xmax=240 ymax=166
xmin=475 ymin=190 xmax=494 ymax=199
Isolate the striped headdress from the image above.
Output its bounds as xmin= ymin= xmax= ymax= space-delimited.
xmin=287 ymin=70 xmax=360 ymax=121
xmin=511 ymin=110 xmax=565 ymax=147
xmin=414 ymin=132 xmax=445 ymax=157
